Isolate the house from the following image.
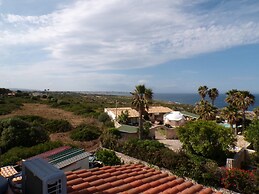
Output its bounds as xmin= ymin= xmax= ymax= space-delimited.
xmin=105 ymin=106 xmax=172 ymax=125
xmin=164 ymin=111 xmax=186 ymax=127
xmin=26 ymin=146 xmax=91 ymax=172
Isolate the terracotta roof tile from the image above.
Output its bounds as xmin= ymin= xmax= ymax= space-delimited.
xmin=198 ymin=188 xmax=213 ymax=194
xmin=66 ymin=165 xmax=221 ymax=194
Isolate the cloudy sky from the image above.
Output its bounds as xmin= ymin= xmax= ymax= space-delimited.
xmin=1 ymin=0 xmax=259 ymax=93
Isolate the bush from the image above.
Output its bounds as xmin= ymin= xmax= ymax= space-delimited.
xmin=178 ymin=120 xmax=235 ymax=161
xmin=44 ymin=119 xmax=72 ymax=133
xmin=96 ymin=149 xmax=121 ymax=166
xmin=106 ymin=138 xmax=223 ymax=188
xmin=70 ymin=124 xmax=101 ymax=141
xmin=0 ymin=141 xmax=63 ymax=166
xmin=98 ymin=113 xmax=110 ymax=123
xmin=221 ymin=168 xmax=256 ymax=194
xmin=245 ymin=119 xmax=259 ymax=152
xmin=16 ymin=115 xmax=47 ymax=124
xmin=0 ymin=118 xmax=49 ymax=151
xmin=100 ymin=129 xmax=121 ymax=150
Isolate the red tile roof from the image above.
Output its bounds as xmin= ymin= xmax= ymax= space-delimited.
xmin=66 ymin=164 xmax=222 ymax=194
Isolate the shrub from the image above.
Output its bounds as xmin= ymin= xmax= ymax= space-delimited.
xmin=96 ymin=149 xmax=121 ymax=166
xmin=16 ymin=115 xmax=47 ymax=124
xmin=221 ymin=168 xmax=256 ymax=194
xmin=108 ymin=128 xmax=121 ymax=138
xmin=44 ymin=119 xmax=72 ymax=133
xmin=98 ymin=113 xmax=110 ymax=123
xmin=0 ymin=118 xmax=49 ymax=151
xmin=100 ymin=129 xmax=120 ymax=150
xmin=178 ymin=120 xmax=235 ymax=161
xmin=70 ymin=124 xmax=101 ymax=141
xmin=245 ymin=119 xmax=259 ymax=152
xmin=0 ymin=141 xmax=63 ymax=166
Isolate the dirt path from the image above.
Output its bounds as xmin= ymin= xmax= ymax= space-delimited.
xmin=0 ymin=103 xmax=87 ymax=127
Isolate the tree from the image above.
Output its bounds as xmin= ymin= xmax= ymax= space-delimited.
xmin=131 ymin=85 xmax=153 ymax=140
xmin=178 ymin=120 xmax=235 ymax=160
xmin=96 ymin=149 xmax=121 ymax=166
xmin=225 ymin=90 xmax=255 ymax=131
xmin=194 ymin=100 xmax=217 ymax=120
xmin=98 ymin=113 xmax=111 ymax=123
xmin=220 ymin=106 xmax=240 ymax=135
xmin=244 ymin=119 xmax=259 ymax=152
xmin=0 ymin=118 xmax=49 ymax=151
xmin=198 ymin=86 xmax=208 ymax=100
xmin=253 ymin=107 xmax=259 ymax=119
xmin=208 ymin=88 xmax=219 ymax=106
xmin=118 ymin=110 xmax=129 ymax=124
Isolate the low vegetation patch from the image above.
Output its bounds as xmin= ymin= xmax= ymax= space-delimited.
xmin=44 ymin=119 xmax=72 ymax=133
xmin=96 ymin=149 xmax=121 ymax=166
xmin=70 ymin=123 xmax=102 ymax=141
xmin=0 ymin=117 xmax=49 ymax=152
xmin=0 ymin=141 xmax=63 ymax=166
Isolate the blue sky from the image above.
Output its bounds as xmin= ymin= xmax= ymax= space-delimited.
xmin=1 ymin=0 xmax=259 ymax=94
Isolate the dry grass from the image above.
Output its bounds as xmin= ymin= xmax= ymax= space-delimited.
xmin=0 ymin=103 xmax=87 ymax=127
xmin=0 ymin=103 xmax=101 ymax=151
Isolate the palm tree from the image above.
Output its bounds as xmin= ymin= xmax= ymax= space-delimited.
xmin=198 ymin=86 xmax=208 ymax=100
xmin=194 ymin=100 xmax=217 ymax=120
xmin=221 ymin=106 xmax=240 ymax=135
xmin=225 ymin=89 xmax=239 ymax=106
xmin=131 ymin=85 xmax=153 ymax=139
xmin=225 ymin=90 xmax=255 ymax=132
xmin=208 ymin=88 xmax=219 ymax=106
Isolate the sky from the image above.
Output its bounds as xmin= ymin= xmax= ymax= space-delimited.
xmin=1 ymin=0 xmax=259 ymax=94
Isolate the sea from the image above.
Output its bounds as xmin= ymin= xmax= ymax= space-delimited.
xmin=102 ymin=92 xmax=259 ymax=111
xmin=153 ymin=93 xmax=259 ymax=111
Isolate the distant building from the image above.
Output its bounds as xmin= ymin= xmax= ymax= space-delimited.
xmin=164 ymin=111 xmax=186 ymax=127
xmin=105 ymin=106 xmax=172 ymax=124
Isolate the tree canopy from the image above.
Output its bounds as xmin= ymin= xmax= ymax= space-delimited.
xmin=0 ymin=118 xmax=49 ymax=151
xmin=245 ymin=119 xmax=259 ymax=152
xmin=178 ymin=120 xmax=235 ymax=160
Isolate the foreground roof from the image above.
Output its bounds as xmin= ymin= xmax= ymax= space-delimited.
xmin=66 ymin=164 xmax=222 ymax=194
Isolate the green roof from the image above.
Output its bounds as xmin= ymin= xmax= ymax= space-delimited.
xmin=48 ymin=148 xmax=90 ymax=167
xmin=181 ymin=111 xmax=199 ymax=119
xmin=118 ymin=125 xmax=138 ymax=133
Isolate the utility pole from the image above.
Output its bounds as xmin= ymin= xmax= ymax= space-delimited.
xmin=115 ymin=100 xmax=118 ymax=121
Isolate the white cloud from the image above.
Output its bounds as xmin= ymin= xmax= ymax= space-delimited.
xmin=1 ymin=0 xmax=259 ymax=90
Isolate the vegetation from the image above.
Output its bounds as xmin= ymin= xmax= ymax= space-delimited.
xmin=0 ymin=141 xmax=63 ymax=166
xmin=96 ymin=149 xmax=121 ymax=166
xmin=225 ymin=89 xmax=255 ymax=131
xmin=208 ymin=88 xmax=219 ymax=106
xmin=221 ymin=168 xmax=256 ymax=194
xmin=98 ymin=112 xmax=110 ymax=123
xmin=195 ymin=86 xmax=219 ymax=120
xmin=44 ymin=119 xmax=72 ymax=133
xmin=194 ymin=100 xmax=217 ymax=120
xmin=198 ymin=85 xmax=208 ymax=100
xmin=118 ymin=110 xmax=129 ymax=124
xmin=70 ymin=123 xmax=102 ymax=141
xmin=104 ymin=139 xmax=222 ymax=187
xmin=220 ymin=106 xmax=240 ymax=134
xmin=131 ymin=85 xmax=153 ymax=139
xmin=245 ymin=119 xmax=259 ymax=152
xmin=100 ymin=129 xmax=120 ymax=150
xmin=177 ymin=120 xmax=235 ymax=161
xmin=0 ymin=118 xmax=49 ymax=151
